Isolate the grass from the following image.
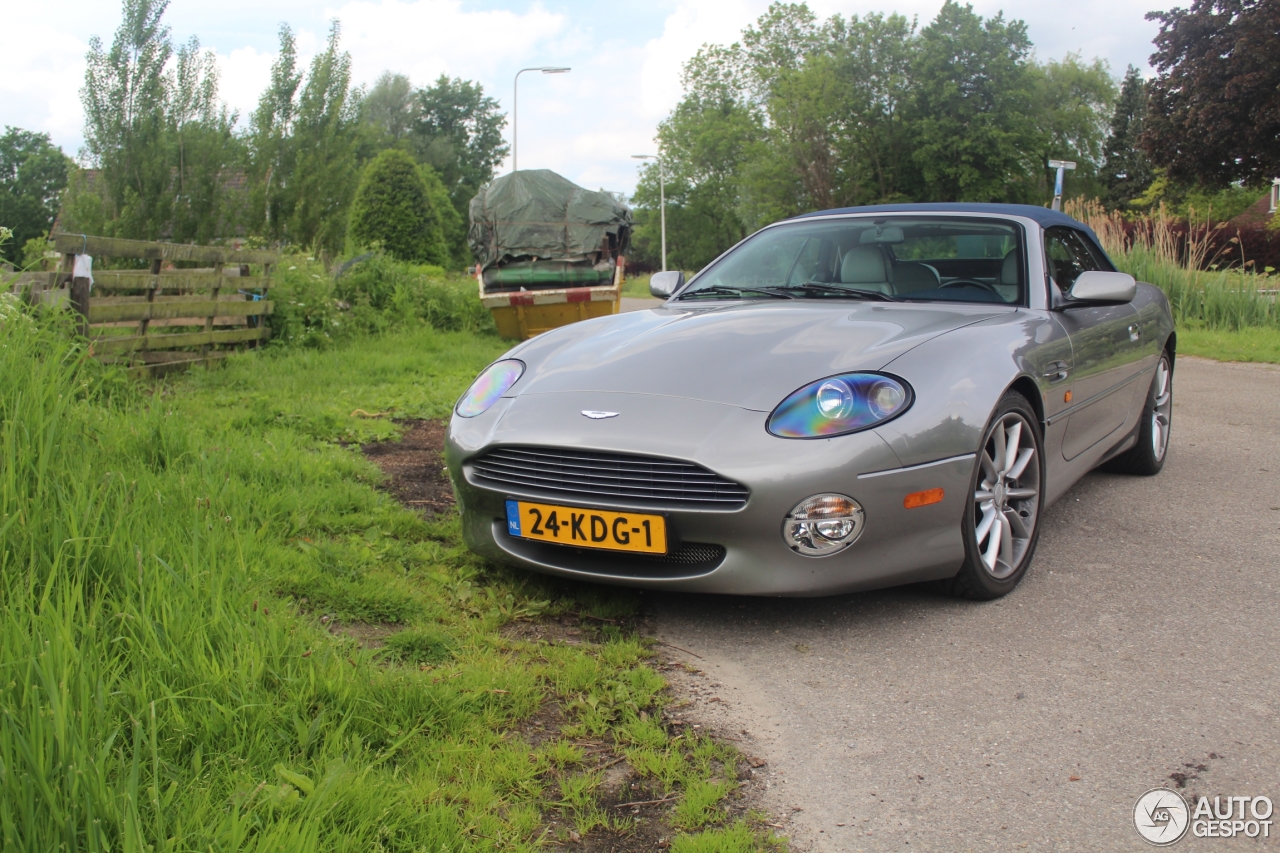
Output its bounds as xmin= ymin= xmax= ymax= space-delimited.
xmin=0 ymin=308 xmax=779 ymax=852
xmin=1176 ymin=327 xmax=1280 ymax=364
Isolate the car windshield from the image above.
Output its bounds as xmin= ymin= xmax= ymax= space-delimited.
xmin=680 ymin=216 xmax=1025 ymax=304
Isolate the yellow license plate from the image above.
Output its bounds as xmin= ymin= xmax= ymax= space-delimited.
xmin=505 ymin=500 xmax=667 ymax=554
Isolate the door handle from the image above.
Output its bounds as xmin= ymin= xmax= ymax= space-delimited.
xmin=1042 ymin=361 xmax=1069 ymax=383
xmin=1128 ymin=323 xmax=1142 ymax=342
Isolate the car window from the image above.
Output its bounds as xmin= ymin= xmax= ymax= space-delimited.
xmin=686 ymin=216 xmax=1025 ymax=304
xmin=1044 ymin=227 xmax=1100 ymax=290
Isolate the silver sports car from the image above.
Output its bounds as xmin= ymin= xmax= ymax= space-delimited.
xmin=446 ymin=203 xmax=1175 ymax=598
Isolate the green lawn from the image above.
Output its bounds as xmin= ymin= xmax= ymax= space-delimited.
xmin=0 ymin=314 xmax=777 ymax=852
xmin=1177 ymin=325 xmax=1280 ymax=364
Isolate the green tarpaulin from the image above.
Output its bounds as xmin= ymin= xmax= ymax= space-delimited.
xmin=468 ymin=169 xmax=632 ymax=270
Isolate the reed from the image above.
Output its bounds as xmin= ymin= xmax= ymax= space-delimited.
xmin=1065 ymin=199 xmax=1279 ymax=331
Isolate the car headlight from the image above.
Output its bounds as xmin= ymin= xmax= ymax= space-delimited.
xmin=768 ymin=372 xmax=912 ymax=438
xmin=455 ymin=359 xmax=525 ymax=418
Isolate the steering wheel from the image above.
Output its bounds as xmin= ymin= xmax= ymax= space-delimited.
xmin=939 ymin=278 xmax=1003 ymax=297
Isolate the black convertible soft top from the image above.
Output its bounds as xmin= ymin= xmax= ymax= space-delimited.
xmin=796 ymin=202 xmax=1104 ymax=247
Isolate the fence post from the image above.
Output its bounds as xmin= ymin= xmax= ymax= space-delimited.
xmin=61 ymin=251 xmax=90 ymax=337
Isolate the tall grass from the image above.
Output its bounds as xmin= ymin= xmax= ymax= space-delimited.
xmin=1 ymin=310 xmax=767 ymax=851
xmin=1067 ymin=199 xmax=1280 ymax=331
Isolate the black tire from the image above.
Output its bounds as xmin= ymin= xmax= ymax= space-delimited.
xmin=1103 ymin=350 xmax=1173 ymax=476
xmin=941 ymin=392 xmax=1045 ymax=600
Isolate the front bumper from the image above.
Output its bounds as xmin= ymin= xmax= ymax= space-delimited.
xmin=446 ymin=391 xmax=973 ymax=596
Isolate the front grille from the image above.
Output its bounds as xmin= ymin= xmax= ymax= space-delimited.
xmin=470 ymin=446 xmax=749 ymax=509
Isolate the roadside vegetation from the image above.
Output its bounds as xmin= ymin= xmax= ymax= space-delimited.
xmin=0 ymin=296 xmax=780 ymax=851
xmin=1069 ymin=199 xmax=1280 ymax=363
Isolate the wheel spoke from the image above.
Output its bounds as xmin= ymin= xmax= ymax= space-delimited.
xmin=980 ymin=451 xmax=998 ymax=483
xmin=1004 ymin=508 xmax=1030 ymax=539
xmin=1005 ymin=487 xmax=1037 ymax=500
xmin=1003 ymin=421 xmax=1022 ymax=472
xmin=974 ymin=490 xmax=995 ymax=502
xmin=1007 ymin=447 xmax=1034 ymax=480
xmin=975 ymin=504 xmax=997 ymax=544
xmin=999 ymin=514 xmax=1014 ymax=570
xmin=1155 ymin=391 xmax=1171 ymax=407
xmin=993 ymin=421 xmax=1008 ymax=474
xmin=982 ymin=515 xmax=1002 ymax=571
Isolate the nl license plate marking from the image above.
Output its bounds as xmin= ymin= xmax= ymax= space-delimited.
xmin=505 ymin=500 xmax=667 ymax=554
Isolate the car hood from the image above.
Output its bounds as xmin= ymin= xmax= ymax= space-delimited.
xmin=507 ymin=300 xmax=1009 ymax=411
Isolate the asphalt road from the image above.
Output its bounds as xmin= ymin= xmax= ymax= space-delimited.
xmin=650 ymin=356 xmax=1280 ymax=851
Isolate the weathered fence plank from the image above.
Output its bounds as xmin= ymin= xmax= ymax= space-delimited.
xmin=53 ymin=234 xmax=278 ymax=266
xmin=91 ymin=326 xmax=270 ymax=354
xmin=88 ymin=300 xmax=275 ymax=323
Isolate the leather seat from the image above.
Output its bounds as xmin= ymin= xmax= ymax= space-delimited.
xmin=892 ymin=261 xmax=941 ymax=293
xmin=995 ymin=249 xmax=1020 ymax=301
xmin=839 ymin=246 xmax=893 ymax=294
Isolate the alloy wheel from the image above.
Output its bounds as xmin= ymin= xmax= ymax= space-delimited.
xmin=1152 ymin=356 xmax=1172 ymax=462
xmin=973 ymin=412 xmax=1041 ymax=580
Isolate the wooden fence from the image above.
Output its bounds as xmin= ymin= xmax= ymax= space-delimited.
xmin=9 ymin=234 xmax=278 ymax=378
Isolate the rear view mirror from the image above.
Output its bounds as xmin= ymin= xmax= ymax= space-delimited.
xmin=1068 ymin=271 xmax=1136 ymax=304
xmin=649 ymin=270 xmax=685 ymax=298
xmin=859 ymin=226 xmax=904 ymax=244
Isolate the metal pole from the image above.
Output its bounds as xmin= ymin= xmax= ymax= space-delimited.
xmin=513 ymin=67 xmax=571 ymax=173
xmin=659 ymin=162 xmax=666 ymax=272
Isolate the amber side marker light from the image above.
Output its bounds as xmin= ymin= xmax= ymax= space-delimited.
xmin=904 ymin=488 xmax=944 ymax=509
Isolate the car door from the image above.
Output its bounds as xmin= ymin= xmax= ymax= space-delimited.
xmin=1044 ymin=226 xmax=1144 ymax=461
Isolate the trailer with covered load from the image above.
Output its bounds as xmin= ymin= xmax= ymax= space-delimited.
xmin=468 ymin=169 xmax=631 ymax=339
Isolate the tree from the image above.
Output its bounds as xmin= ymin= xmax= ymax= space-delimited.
xmin=81 ymin=0 xmax=173 ymax=237
xmin=349 ymin=148 xmax=447 ymax=264
xmin=0 ymin=128 xmax=70 ymax=264
xmin=248 ymin=24 xmax=302 ymax=242
xmin=410 ymin=76 xmax=508 ymax=214
xmin=1103 ymin=66 xmax=1155 ymax=208
xmin=286 ymin=21 xmax=360 ymax=256
xmin=907 ymin=2 xmax=1037 ymax=202
xmin=79 ymin=0 xmax=239 ymax=241
xmin=1027 ymin=54 xmax=1118 ymax=202
xmin=1143 ymin=0 xmax=1280 ymax=187
xmin=362 ymin=72 xmax=415 ymax=145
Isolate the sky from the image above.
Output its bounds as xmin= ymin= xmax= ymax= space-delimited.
xmin=0 ymin=0 xmax=1165 ymax=196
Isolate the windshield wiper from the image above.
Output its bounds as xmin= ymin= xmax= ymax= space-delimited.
xmin=675 ymin=285 xmax=794 ymax=300
xmin=769 ymin=282 xmax=898 ymax=301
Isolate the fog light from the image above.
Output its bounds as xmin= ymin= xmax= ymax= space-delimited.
xmin=783 ymin=494 xmax=865 ymax=557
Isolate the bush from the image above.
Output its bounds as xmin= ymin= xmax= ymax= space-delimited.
xmin=349 ymin=149 xmax=449 ymax=266
xmin=267 ymin=252 xmax=493 ymax=349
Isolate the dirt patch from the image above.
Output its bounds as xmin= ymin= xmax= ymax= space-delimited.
xmin=327 ymin=620 xmax=401 ymax=650
xmin=361 ymin=419 xmax=455 ymax=515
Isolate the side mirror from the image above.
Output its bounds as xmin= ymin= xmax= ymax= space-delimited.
xmin=1068 ymin=270 xmax=1136 ymax=305
xmin=649 ymin=270 xmax=685 ymax=298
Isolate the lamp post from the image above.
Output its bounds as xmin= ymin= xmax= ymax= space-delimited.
xmin=513 ymin=66 xmax=570 ymax=172
xmin=632 ymin=154 xmax=666 ymax=272
xmin=1048 ymin=159 xmax=1077 ymax=211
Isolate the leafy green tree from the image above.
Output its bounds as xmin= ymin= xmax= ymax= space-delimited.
xmin=0 ymin=128 xmax=70 ymax=263
xmin=81 ymin=0 xmax=173 ymax=237
xmin=1103 ymin=66 xmax=1155 ymax=208
xmin=286 ymin=21 xmax=360 ymax=256
xmin=410 ymin=76 xmax=508 ymax=214
xmin=248 ymin=24 xmax=302 ymax=243
xmin=906 ymin=1 xmax=1037 ymax=202
xmin=1027 ymin=53 xmax=1118 ymax=202
xmin=349 ymin=148 xmax=447 ymax=264
xmin=1143 ymin=0 xmax=1280 ymax=187
xmin=78 ymin=0 xmax=239 ymax=241
xmin=362 ymin=72 xmax=416 ymax=145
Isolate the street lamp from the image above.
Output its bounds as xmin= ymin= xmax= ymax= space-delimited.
xmin=513 ymin=66 xmax=570 ymax=172
xmin=632 ymin=154 xmax=666 ymax=272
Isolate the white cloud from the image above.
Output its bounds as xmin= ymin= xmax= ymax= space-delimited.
xmin=0 ymin=0 xmax=1164 ymax=196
